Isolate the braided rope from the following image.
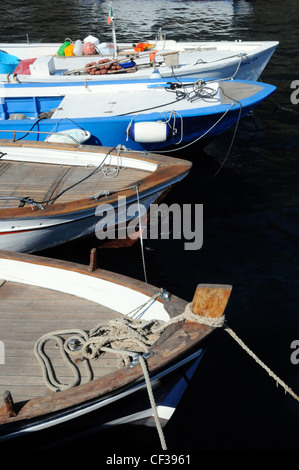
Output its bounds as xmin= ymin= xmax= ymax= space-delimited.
xmin=224 ymin=326 xmax=299 ymax=402
xmin=179 ymin=305 xmax=299 ymax=403
xmin=34 ymin=301 xmax=299 ymax=406
xmin=34 ymin=328 xmax=93 ymax=392
xmin=34 ymin=299 xmax=299 ymax=450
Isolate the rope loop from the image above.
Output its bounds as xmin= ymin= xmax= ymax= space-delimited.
xmin=34 ymin=295 xmax=299 ymax=448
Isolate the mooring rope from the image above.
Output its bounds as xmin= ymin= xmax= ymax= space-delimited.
xmin=35 ymin=302 xmax=299 ymax=402
xmin=34 ymin=300 xmax=299 ymax=451
xmin=34 ymin=314 xmax=165 ymax=392
xmin=138 ymin=353 xmax=167 ymax=450
xmin=155 ymin=99 xmax=241 ymax=155
xmin=224 ymin=325 xmax=299 ymax=402
xmin=135 ymin=182 xmax=148 ymax=283
xmin=181 ymin=303 xmax=299 ymax=403
xmin=91 ymin=181 xmax=148 ymax=284
xmin=34 ymin=306 xmax=168 ymax=449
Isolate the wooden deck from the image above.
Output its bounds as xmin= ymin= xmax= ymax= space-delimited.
xmin=0 ymin=279 xmax=123 ymax=403
xmin=0 ymin=160 xmax=150 ymax=208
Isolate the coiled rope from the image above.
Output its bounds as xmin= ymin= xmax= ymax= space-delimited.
xmin=34 ymin=300 xmax=299 ymax=451
xmin=35 ymin=299 xmax=299 ymax=400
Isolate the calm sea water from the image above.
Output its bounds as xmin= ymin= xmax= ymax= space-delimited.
xmin=1 ymin=0 xmax=298 ymax=453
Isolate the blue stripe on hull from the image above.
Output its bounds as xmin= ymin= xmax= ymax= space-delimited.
xmin=0 ymin=103 xmax=261 ymax=151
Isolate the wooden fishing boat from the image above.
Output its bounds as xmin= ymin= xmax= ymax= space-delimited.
xmin=0 ymin=39 xmax=278 ymax=82
xmin=0 ymin=249 xmax=232 ymax=447
xmin=0 ymin=139 xmax=191 ymax=252
xmin=0 ymin=78 xmax=276 ymax=152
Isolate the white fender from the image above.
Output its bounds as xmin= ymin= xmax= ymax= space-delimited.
xmin=127 ymin=121 xmax=171 ymax=143
xmin=46 ymin=129 xmax=91 ymax=144
xmin=73 ymin=39 xmax=83 ymax=56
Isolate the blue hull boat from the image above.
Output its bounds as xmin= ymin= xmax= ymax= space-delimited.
xmin=0 ymin=78 xmax=276 ymax=151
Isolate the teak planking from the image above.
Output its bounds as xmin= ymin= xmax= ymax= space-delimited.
xmin=0 ymin=250 xmax=231 ymax=428
xmin=0 ymin=140 xmax=192 ymax=218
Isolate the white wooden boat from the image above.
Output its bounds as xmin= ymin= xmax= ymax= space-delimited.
xmin=0 ymin=139 xmax=191 ymax=252
xmin=0 ymin=249 xmax=232 ymax=447
xmin=0 ymin=40 xmax=279 ymax=82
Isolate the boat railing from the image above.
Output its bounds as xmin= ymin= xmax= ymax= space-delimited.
xmin=0 ymin=128 xmax=84 ymax=146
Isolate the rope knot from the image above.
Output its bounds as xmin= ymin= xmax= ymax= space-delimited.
xmin=183 ymin=302 xmax=226 ymax=327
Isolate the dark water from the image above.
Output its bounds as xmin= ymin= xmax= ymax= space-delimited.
xmin=1 ymin=0 xmax=298 ymax=454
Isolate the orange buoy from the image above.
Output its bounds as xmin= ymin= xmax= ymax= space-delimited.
xmin=134 ymin=42 xmax=154 ymax=52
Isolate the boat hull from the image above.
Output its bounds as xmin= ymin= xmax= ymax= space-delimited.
xmin=0 ymin=40 xmax=279 ymax=82
xmin=0 ymin=251 xmax=231 ymax=448
xmin=0 ymin=79 xmax=276 ymax=151
xmin=0 ymin=348 xmax=205 ymax=447
xmin=0 ymin=191 xmax=163 ymax=253
xmin=0 ymin=140 xmax=191 ymax=252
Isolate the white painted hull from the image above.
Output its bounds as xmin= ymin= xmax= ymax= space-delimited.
xmin=0 ymin=40 xmax=278 ymax=82
xmin=0 ymin=191 xmax=163 ymax=253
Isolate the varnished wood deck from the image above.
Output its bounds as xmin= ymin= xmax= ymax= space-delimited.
xmin=0 ymin=280 xmax=123 ymax=403
xmin=0 ymin=160 xmax=150 ymax=208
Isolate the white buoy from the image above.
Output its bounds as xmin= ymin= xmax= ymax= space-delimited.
xmin=73 ymin=40 xmax=83 ymax=56
xmin=127 ymin=121 xmax=171 ymax=143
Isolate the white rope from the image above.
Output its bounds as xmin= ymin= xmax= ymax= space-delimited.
xmin=98 ymin=144 xmax=127 ymax=179
xmin=179 ymin=304 xmax=299 ymax=403
xmin=224 ymin=326 xmax=299 ymax=402
xmin=96 ymin=346 xmax=167 ymax=450
xmin=34 ymin=319 xmax=167 ymax=449
xmin=139 ymin=354 xmax=167 ymax=450
xmin=34 ymin=313 xmax=166 ymax=392
xmin=34 ymin=328 xmax=93 ymax=392
xmin=184 ymin=304 xmax=299 ymax=402
xmin=33 ymin=303 xmax=223 ymax=394
xmin=34 ymin=298 xmax=299 ymax=451
xmin=35 ymin=303 xmax=299 ymax=403
xmin=155 ymin=100 xmax=238 ymax=154
xmin=125 ymin=292 xmax=162 ymax=319
xmin=135 ymin=183 xmax=148 ymax=283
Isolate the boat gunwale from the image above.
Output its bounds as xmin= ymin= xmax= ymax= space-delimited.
xmin=0 ymin=250 xmax=218 ymax=425
xmin=0 ymin=140 xmax=192 ymax=219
